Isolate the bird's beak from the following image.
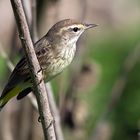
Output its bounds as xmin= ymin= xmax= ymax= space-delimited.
xmin=85 ymin=24 xmax=98 ymax=29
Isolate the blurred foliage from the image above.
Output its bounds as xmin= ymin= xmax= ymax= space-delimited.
xmin=85 ymin=25 xmax=140 ymax=140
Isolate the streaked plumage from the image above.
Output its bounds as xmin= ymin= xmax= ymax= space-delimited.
xmin=0 ymin=19 xmax=97 ymax=110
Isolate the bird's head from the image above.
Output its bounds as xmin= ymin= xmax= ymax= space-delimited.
xmin=46 ymin=19 xmax=97 ymax=46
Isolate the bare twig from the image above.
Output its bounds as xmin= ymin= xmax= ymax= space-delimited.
xmin=30 ymin=0 xmax=64 ymax=139
xmin=1 ymin=1 xmax=64 ymax=139
xmin=46 ymin=83 xmax=64 ymax=140
xmin=10 ymin=0 xmax=56 ymax=139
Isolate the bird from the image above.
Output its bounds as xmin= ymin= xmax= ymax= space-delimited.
xmin=0 ymin=19 xmax=97 ymax=110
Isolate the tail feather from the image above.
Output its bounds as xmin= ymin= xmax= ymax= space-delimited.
xmin=0 ymin=99 xmax=7 ymax=111
xmin=0 ymin=82 xmax=32 ymax=111
xmin=0 ymin=86 xmax=21 ymax=111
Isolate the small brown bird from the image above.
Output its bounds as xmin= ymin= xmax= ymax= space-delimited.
xmin=0 ymin=19 xmax=97 ymax=110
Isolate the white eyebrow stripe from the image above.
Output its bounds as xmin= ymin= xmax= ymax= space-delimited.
xmin=63 ymin=24 xmax=85 ymax=30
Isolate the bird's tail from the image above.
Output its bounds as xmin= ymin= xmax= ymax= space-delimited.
xmin=0 ymin=86 xmax=22 ymax=111
xmin=0 ymin=98 xmax=6 ymax=111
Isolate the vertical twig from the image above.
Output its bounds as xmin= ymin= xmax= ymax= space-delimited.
xmin=10 ymin=0 xmax=56 ymax=140
xmin=46 ymin=83 xmax=64 ymax=140
xmin=30 ymin=0 xmax=64 ymax=139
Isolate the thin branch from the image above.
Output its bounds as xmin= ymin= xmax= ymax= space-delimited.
xmin=10 ymin=0 xmax=56 ymax=139
xmin=30 ymin=0 xmax=64 ymax=139
xmin=46 ymin=83 xmax=64 ymax=140
xmin=1 ymin=1 xmax=64 ymax=139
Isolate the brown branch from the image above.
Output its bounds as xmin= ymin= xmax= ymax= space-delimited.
xmin=30 ymin=0 xmax=64 ymax=139
xmin=46 ymin=83 xmax=64 ymax=140
xmin=10 ymin=0 xmax=56 ymax=140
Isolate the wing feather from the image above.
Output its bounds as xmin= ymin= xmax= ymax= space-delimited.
xmin=1 ymin=36 xmax=51 ymax=98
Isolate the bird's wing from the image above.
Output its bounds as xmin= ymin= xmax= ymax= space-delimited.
xmin=1 ymin=37 xmax=51 ymax=98
xmin=1 ymin=58 xmax=29 ymax=98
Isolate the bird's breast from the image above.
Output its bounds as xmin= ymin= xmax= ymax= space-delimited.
xmin=44 ymin=44 xmax=76 ymax=80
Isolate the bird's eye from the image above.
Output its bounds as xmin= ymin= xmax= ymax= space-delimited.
xmin=73 ymin=27 xmax=79 ymax=32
